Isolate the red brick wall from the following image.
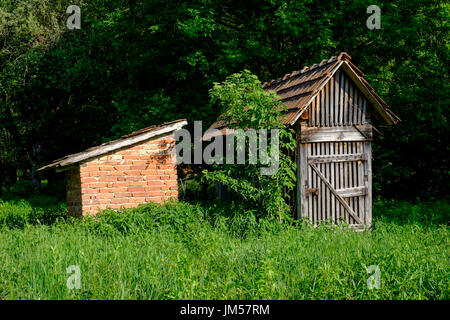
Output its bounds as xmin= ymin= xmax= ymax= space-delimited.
xmin=66 ymin=133 xmax=178 ymax=216
xmin=66 ymin=167 xmax=82 ymax=216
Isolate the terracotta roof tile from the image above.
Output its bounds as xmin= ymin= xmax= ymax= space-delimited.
xmin=208 ymin=51 xmax=399 ymax=133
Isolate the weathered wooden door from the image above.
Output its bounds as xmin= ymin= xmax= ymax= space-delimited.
xmin=297 ymin=125 xmax=372 ymax=228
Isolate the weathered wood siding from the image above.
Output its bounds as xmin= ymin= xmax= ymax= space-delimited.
xmin=307 ymin=69 xmax=370 ymax=127
xmin=298 ymin=69 xmax=373 ymax=228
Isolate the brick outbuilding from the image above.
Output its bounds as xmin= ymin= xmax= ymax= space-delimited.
xmin=39 ymin=119 xmax=187 ymax=216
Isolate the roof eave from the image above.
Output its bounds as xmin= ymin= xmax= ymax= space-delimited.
xmin=340 ymin=61 xmax=399 ymax=125
xmin=38 ymin=120 xmax=188 ymax=172
xmin=289 ymin=60 xmax=344 ymax=126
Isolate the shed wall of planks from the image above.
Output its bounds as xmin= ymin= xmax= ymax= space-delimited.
xmin=307 ymin=69 xmax=370 ymax=127
xmin=298 ymin=69 xmax=373 ymax=228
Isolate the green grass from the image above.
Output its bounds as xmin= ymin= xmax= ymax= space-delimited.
xmin=0 ymin=197 xmax=448 ymax=300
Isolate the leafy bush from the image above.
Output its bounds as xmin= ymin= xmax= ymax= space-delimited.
xmin=83 ymin=200 xmax=207 ymax=236
xmin=178 ymin=175 xmax=217 ymax=202
xmin=5 ymin=179 xmax=36 ymax=198
xmin=203 ymin=70 xmax=296 ymax=222
xmin=0 ymin=195 xmax=67 ymax=228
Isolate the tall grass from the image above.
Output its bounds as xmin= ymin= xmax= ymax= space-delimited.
xmin=0 ymin=198 xmax=448 ymax=299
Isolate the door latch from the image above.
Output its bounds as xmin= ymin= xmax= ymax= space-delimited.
xmin=306 ymin=188 xmax=319 ymax=196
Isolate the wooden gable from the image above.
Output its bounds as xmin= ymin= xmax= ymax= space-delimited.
xmin=207 ymin=52 xmax=399 ymax=136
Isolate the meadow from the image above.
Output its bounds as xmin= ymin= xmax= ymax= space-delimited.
xmin=0 ymin=194 xmax=448 ymax=300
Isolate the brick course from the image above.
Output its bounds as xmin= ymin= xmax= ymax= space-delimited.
xmin=66 ymin=134 xmax=178 ymax=216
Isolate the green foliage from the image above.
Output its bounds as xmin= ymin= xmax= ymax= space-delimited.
xmin=203 ymin=70 xmax=296 ymax=221
xmin=374 ymin=199 xmax=450 ymax=227
xmin=0 ymin=195 xmax=67 ymax=228
xmin=0 ymin=197 xmax=448 ymax=299
xmin=0 ymin=0 xmax=448 ymax=198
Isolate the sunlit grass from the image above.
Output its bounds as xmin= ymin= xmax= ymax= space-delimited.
xmin=0 ymin=198 xmax=448 ymax=299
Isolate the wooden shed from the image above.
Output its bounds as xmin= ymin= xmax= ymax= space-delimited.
xmin=39 ymin=119 xmax=187 ymax=216
xmin=208 ymin=53 xmax=399 ymax=229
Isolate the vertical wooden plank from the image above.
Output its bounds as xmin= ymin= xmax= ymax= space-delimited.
xmin=328 ymin=80 xmax=333 ymax=126
xmin=348 ymin=82 xmax=354 ymax=126
xmin=348 ymin=142 xmax=353 ymax=224
xmin=363 ymin=141 xmax=368 ymax=226
xmin=357 ymin=142 xmax=364 ymax=224
xmin=350 ymin=141 xmax=356 ymax=223
xmin=356 ymin=89 xmax=361 ymax=125
xmin=320 ymin=89 xmax=325 ymax=127
xmin=324 ymin=83 xmax=328 ymax=127
xmin=318 ymin=143 xmax=324 ymax=223
xmin=338 ymin=142 xmax=344 ymax=219
xmin=307 ymin=105 xmax=311 ymax=126
xmin=353 ymin=84 xmax=357 ymax=125
xmin=314 ymin=143 xmax=319 ymax=225
xmin=295 ymin=139 xmax=301 ymax=219
xmin=347 ymin=79 xmax=352 ymax=126
xmin=330 ymin=142 xmax=336 ymax=223
xmin=316 ymin=142 xmax=320 ymax=225
xmin=361 ymin=97 xmax=366 ymax=124
xmin=352 ymin=142 xmax=358 ymax=224
xmin=339 ymin=71 xmax=344 ymax=126
xmin=356 ymin=89 xmax=360 ymax=124
xmin=325 ymin=143 xmax=330 ymax=222
xmin=296 ymin=140 xmax=301 ymax=220
xmin=323 ymin=142 xmax=327 ymax=223
xmin=299 ymin=141 xmax=308 ymax=220
xmin=335 ymin=142 xmax=340 ymax=223
xmin=331 ymin=75 xmax=339 ymax=126
xmin=315 ymin=96 xmax=320 ymax=127
xmin=352 ymin=84 xmax=357 ymax=125
xmin=349 ymin=142 xmax=354 ymax=224
xmin=307 ymin=143 xmax=313 ymax=223
xmin=345 ymin=142 xmax=350 ymax=224
xmin=355 ymin=91 xmax=359 ymax=125
xmin=346 ymin=142 xmax=351 ymax=224
xmin=343 ymin=74 xmax=349 ymax=126
xmin=338 ymin=142 xmax=343 ymax=223
xmin=334 ymin=73 xmax=339 ymax=127
xmin=327 ymin=83 xmax=331 ymax=126
xmin=358 ymin=92 xmax=363 ymax=125
xmin=353 ymin=142 xmax=358 ymax=221
xmin=329 ymin=77 xmax=333 ymax=126
xmin=312 ymin=143 xmax=317 ymax=225
xmin=322 ymin=142 xmax=330 ymax=221
xmin=365 ymin=141 xmax=372 ymax=228
xmin=311 ymin=100 xmax=315 ymax=127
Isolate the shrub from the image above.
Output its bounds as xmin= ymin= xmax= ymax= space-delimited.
xmin=0 ymin=195 xmax=67 ymax=228
xmin=203 ymin=70 xmax=296 ymax=222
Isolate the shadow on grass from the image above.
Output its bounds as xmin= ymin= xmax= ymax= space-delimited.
xmin=0 ymin=193 xmax=68 ymax=228
xmin=373 ymin=199 xmax=449 ymax=228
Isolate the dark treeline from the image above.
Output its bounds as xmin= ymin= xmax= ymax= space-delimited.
xmin=0 ymin=0 xmax=448 ymax=199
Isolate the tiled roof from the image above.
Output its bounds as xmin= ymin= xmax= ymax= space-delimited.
xmin=39 ymin=119 xmax=187 ymax=171
xmin=208 ymin=52 xmax=399 ymax=132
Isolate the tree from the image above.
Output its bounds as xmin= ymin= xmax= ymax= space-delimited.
xmin=203 ymin=70 xmax=296 ymax=220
